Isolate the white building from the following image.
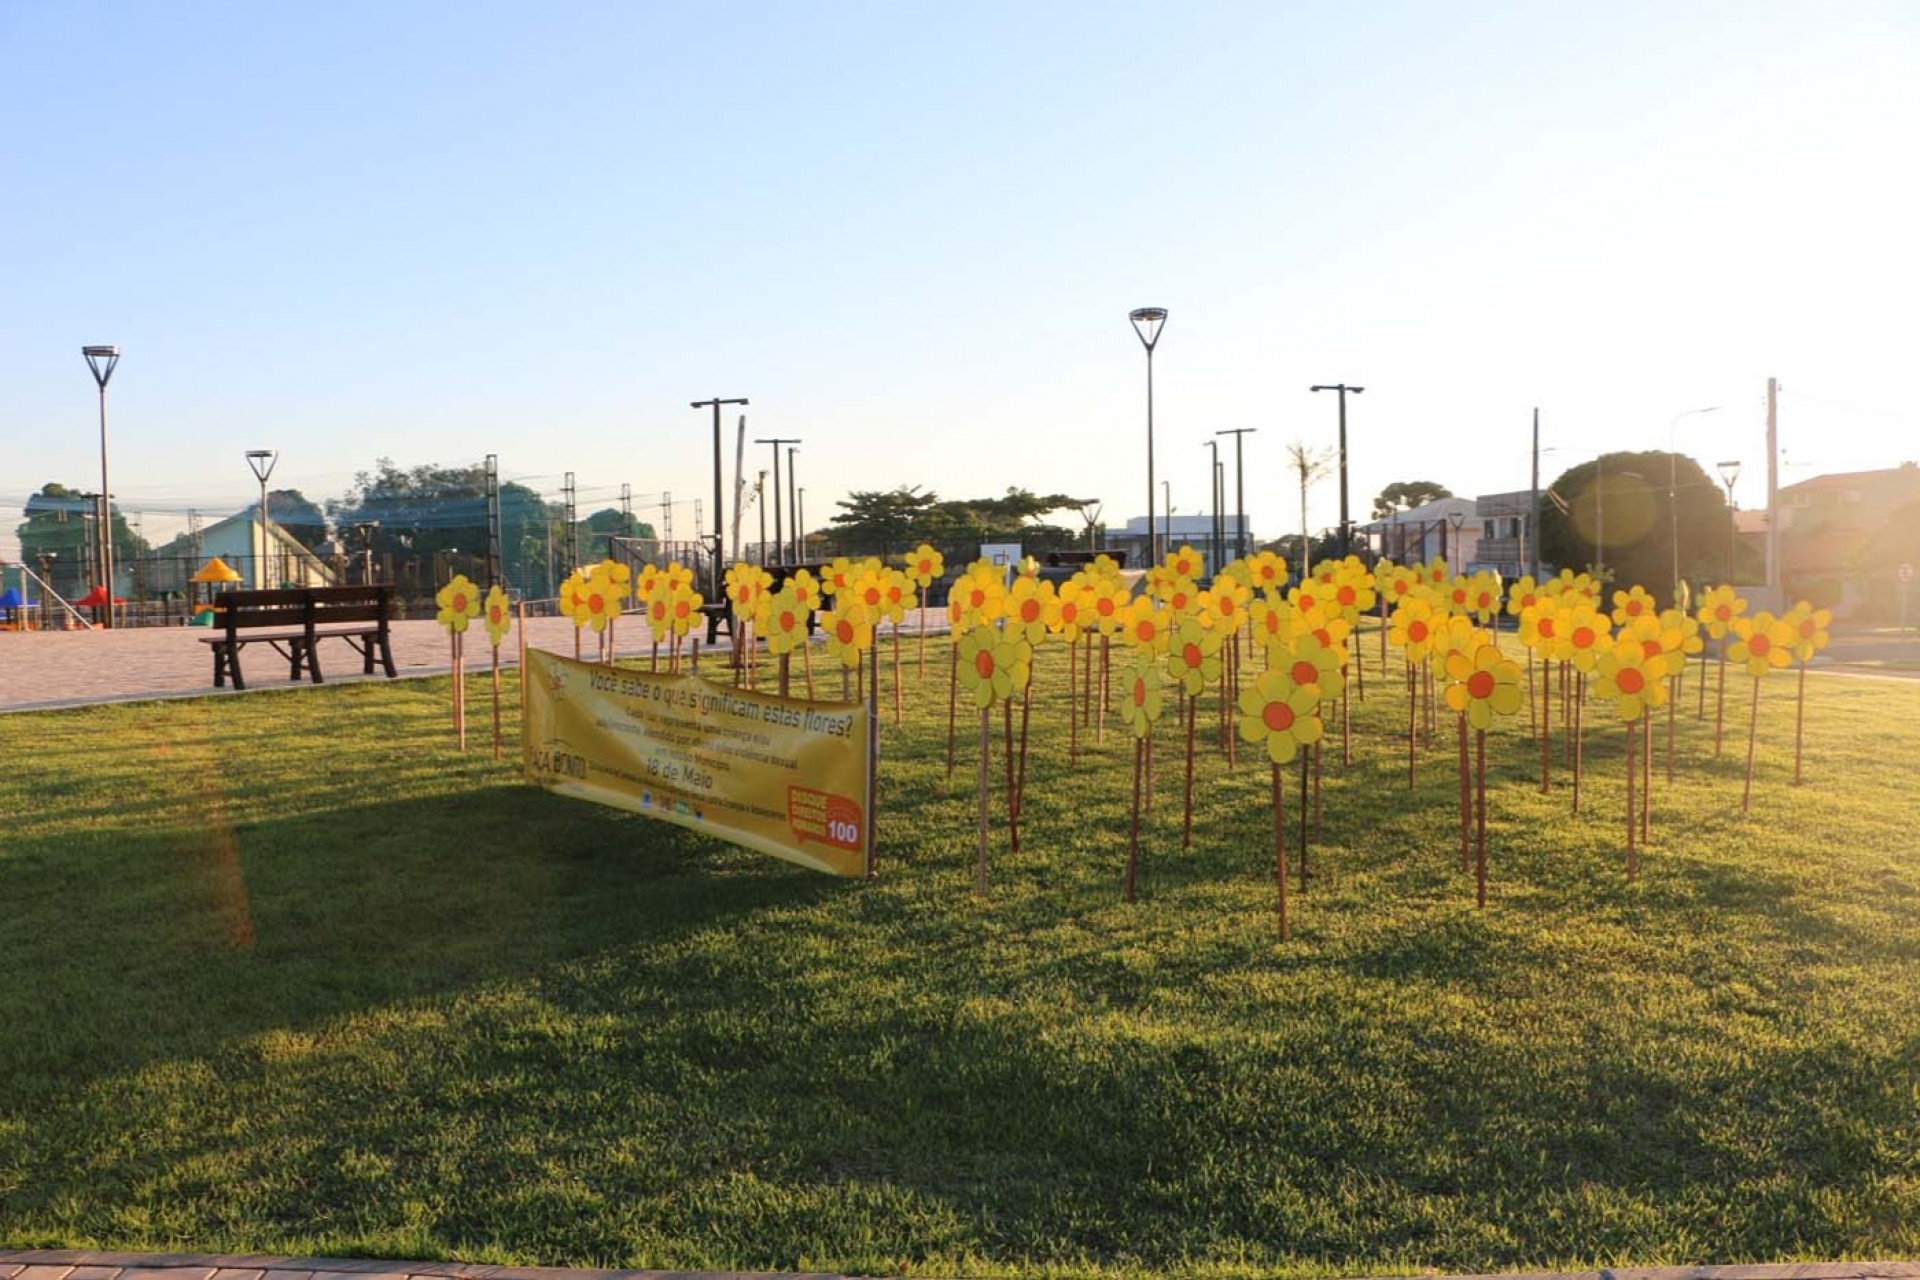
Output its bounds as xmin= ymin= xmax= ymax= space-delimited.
xmin=1361 ymin=497 xmax=1482 ymax=570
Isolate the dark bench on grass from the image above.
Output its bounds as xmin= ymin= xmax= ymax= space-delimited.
xmin=704 ymin=562 xmax=832 ymax=645
xmin=200 ymin=585 xmax=396 ymax=691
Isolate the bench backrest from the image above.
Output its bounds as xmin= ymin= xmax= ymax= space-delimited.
xmin=210 ymin=586 xmax=391 ymax=632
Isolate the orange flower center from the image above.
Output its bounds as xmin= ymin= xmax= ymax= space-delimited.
xmin=1408 ymin=620 xmax=1429 ymax=643
xmin=1337 ymin=586 xmax=1356 ymax=606
xmin=452 ymin=593 xmax=468 ymax=612
xmin=1573 ymin=626 xmax=1595 ymax=648
xmin=969 ymin=589 xmax=986 ymax=608
xmin=1182 ymin=642 xmax=1203 ymax=670
xmin=1131 ymin=678 xmax=1147 ymax=708
xmin=1291 ymin=660 xmax=1318 ymax=686
xmin=1263 ymin=701 xmax=1296 ymax=733
xmin=1467 ymin=671 xmax=1495 ymax=700
xmin=1716 ymin=605 xmax=1731 ymax=620
xmin=1799 ymin=621 xmax=1817 ymax=638
xmin=1643 ymin=640 xmax=1663 ymax=660
xmin=1627 ymin=600 xmax=1643 ymax=615
xmin=1539 ymin=619 xmax=1557 ymax=638
xmin=1313 ymin=629 xmax=1332 ymax=647
xmin=1393 ymin=581 xmax=1409 ymax=596
xmin=974 ymin=650 xmax=996 ymax=680
xmin=780 ymin=610 xmax=796 ymax=631
xmin=1021 ymin=600 xmax=1041 ymax=623
xmin=836 ymin=620 xmax=855 ymax=644
xmin=1751 ymin=634 xmax=1771 ymax=656
xmin=1299 ymin=593 xmax=1317 ymax=611
xmin=1135 ymin=620 xmax=1155 ymax=643
xmin=675 ymin=601 xmax=689 ymax=618
xmin=1617 ymin=668 xmax=1645 ymax=695
xmin=587 ymin=593 xmax=602 ymax=613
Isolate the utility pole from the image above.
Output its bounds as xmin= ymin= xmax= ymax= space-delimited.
xmin=1765 ymin=377 xmax=1781 ymax=606
xmin=1217 ymin=428 xmax=1256 ymax=560
xmin=691 ymin=396 xmax=749 ymax=597
xmin=1529 ymin=408 xmax=1541 ymax=582
xmin=755 ymin=436 xmax=801 ymax=565
xmin=1310 ymin=383 xmax=1364 ymax=556
xmin=1203 ymin=437 xmax=1221 ymax=573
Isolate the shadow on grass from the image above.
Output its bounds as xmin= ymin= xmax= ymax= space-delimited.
xmin=0 ymin=784 xmax=838 ymax=1106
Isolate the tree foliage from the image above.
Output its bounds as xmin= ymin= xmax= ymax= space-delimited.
xmin=1371 ymin=480 xmax=1454 ymax=520
xmin=1537 ymin=451 xmax=1743 ymax=597
xmin=826 ymin=486 xmax=1098 ymax=558
xmin=14 ymin=482 xmax=150 ymax=595
xmin=328 ymin=459 xmax=554 ymax=593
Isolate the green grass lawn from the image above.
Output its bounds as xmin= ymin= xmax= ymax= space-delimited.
xmin=2 ymin=635 xmax=1918 ymax=1278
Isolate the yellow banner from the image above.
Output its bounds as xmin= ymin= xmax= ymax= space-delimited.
xmin=522 ymin=649 xmax=874 ymax=877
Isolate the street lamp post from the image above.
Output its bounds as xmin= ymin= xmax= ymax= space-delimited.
xmin=796 ymin=487 xmax=807 ymax=562
xmin=82 ymin=345 xmax=120 ymax=626
xmin=245 ymin=450 xmax=278 ymax=589
xmin=1161 ymin=479 xmax=1172 ymax=560
xmin=1202 ymin=438 xmax=1221 ymax=573
xmin=1217 ymin=428 xmax=1256 ymax=560
xmin=1448 ymin=509 xmax=1465 ymax=569
xmin=691 ymin=396 xmax=749 ymax=596
xmin=786 ymin=447 xmax=802 ymax=564
xmin=1667 ymin=406 xmax=1720 ymax=604
xmin=1717 ymin=460 xmax=1742 ymax=584
xmin=1129 ymin=308 xmax=1168 ymax=567
xmin=1310 ymin=383 xmax=1364 ymax=556
xmin=755 ymin=436 xmax=801 ymax=565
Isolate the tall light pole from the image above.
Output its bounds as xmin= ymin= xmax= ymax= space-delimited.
xmin=796 ymin=487 xmax=807 ymax=562
xmin=1217 ymin=427 xmax=1256 ymax=560
xmin=1310 ymin=383 xmax=1364 ymax=556
xmin=1129 ymin=307 xmax=1168 ymax=567
xmin=1717 ymin=460 xmax=1741 ymax=584
xmin=1667 ymin=406 xmax=1720 ymax=604
xmin=1161 ymin=479 xmax=1172 ymax=558
xmin=82 ymin=345 xmax=120 ymax=626
xmin=1448 ymin=509 xmax=1465 ymax=569
xmin=755 ymin=436 xmax=800 ymax=565
xmin=246 ymin=450 xmax=279 ymax=589
xmin=1202 ymin=438 xmax=1221 ymax=573
xmin=787 ymin=446 xmax=802 ymax=564
xmin=691 ymin=396 xmax=748 ymax=596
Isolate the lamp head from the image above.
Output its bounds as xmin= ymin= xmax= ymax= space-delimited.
xmin=1448 ymin=510 xmax=1465 ymax=530
xmin=1129 ymin=307 xmax=1168 ymax=351
xmin=245 ymin=450 xmax=279 ymax=483
xmin=1716 ymin=459 xmax=1742 ymax=488
xmin=82 ymin=344 xmax=120 ymax=388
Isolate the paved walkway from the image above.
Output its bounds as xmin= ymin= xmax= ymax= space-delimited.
xmin=1 ymin=1249 xmax=1913 ymax=1280
xmin=0 ymin=612 xmax=950 ymax=714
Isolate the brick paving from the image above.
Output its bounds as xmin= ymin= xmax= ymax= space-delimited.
xmin=0 ymin=611 xmax=947 ymax=715
xmin=1 ymin=1251 xmax=1913 ymax=1280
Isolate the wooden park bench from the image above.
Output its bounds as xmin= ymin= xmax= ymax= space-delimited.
xmin=201 ymin=585 xmax=396 ymax=691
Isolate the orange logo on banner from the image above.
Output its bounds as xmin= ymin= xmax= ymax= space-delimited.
xmin=790 ymin=787 xmax=864 ymax=850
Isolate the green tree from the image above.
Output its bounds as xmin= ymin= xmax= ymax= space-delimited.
xmin=14 ymin=482 xmax=150 ymax=597
xmin=1371 ymin=480 xmax=1454 ymax=520
xmin=328 ymin=460 xmax=552 ymax=594
xmin=1538 ymin=451 xmax=1743 ymax=600
xmin=581 ymin=507 xmax=658 ymax=559
xmin=265 ymin=488 xmax=330 ymax=554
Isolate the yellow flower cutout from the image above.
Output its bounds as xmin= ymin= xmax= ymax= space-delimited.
xmin=1696 ymin=584 xmax=1747 ymax=638
xmin=1288 ymin=580 xmax=1332 ymax=618
xmin=1330 ymin=568 xmax=1377 ymax=619
xmin=1200 ymin=577 xmax=1251 ymax=634
xmin=1594 ymin=637 xmax=1669 ymax=722
xmin=1046 ymin=576 xmax=1092 ymax=641
xmin=819 ymin=600 xmax=875 ymax=668
xmin=1506 ymin=575 xmax=1542 ymax=619
xmin=906 ymin=544 xmax=945 ymax=587
xmin=1559 ymin=604 xmax=1612 ymax=671
xmin=582 ymin=566 xmax=621 ymax=633
xmin=1163 ymin=544 xmax=1205 ymax=582
xmin=483 ymin=584 xmax=512 ymax=647
xmin=667 ymin=587 xmax=705 ymax=639
xmin=1445 ymin=576 xmax=1474 ymax=616
xmin=1237 ymin=667 xmax=1325 ymax=765
xmin=822 ymin=557 xmax=856 ymax=598
xmin=1611 ymin=584 xmax=1657 ymax=626
xmin=880 ymin=569 xmax=914 ymax=624
xmin=1169 ymin=616 xmax=1225 ymax=696
xmin=1274 ymin=632 xmax=1343 ymax=697
xmin=955 ymin=624 xmax=1031 ymax=708
xmin=1248 ymin=550 xmax=1290 ymax=597
xmin=1438 ymin=613 xmax=1489 ymax=665
xmin=1118 ymin=654 xmax=1167 ymax=739
xmin=1727 ymin=611 xmax=1795 ymax=678
xmin=436 ymin=574 xmax=482 ymax=634
xmin=559 ymin=570 xmax=591 ymax=629
xmin=1123 ymin=595 xmax=1172 ymax=655
xmin=849 ymin=570 xmax=889 ymax=619
xmin=634 ymin=562 xmax=663 ymax=602
xmin=1249 ymin=596 xmax=1292 ymax=652
xmin=1089 ymin=581 xmax=1130 ymax=634
xmin=1090 ymin=553 xmax=1122 ymax=581
xmin=1378 ymin=560 xmax=1420 ymax=609
xmin=1005 ymin=576 xmax=1053 ymax=645
xmin=1785 ymin=601 xmax=1832 ymax=662
xmin=951 ymin=566 xmax=1007 ymax=627
xmin=1289 ymin=605 xmax=1352 ymax=666
xmin=1464 ymin=571 xmax=1502 ymax=623
xmin=1444 ymin=643 xmax=1526 ymax=729
xmin=1389 ymin=598 xmax=1441 ymax=665
xmin=756 ymin=586 xmax=809 ymax=657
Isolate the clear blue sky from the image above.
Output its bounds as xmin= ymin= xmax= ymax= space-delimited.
xmin=4 ymin=2 xmax=1917 ymax=562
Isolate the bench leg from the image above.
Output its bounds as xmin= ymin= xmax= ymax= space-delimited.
xmin=229 ymin=646 xmax=247 ymax=692
xmin=379 ymin=637 xmax=396 ymax=678
xmin=212 ymin=646 xmax=229 ymax=689
xmin=305 ymin=640 xmax=325 ymax=684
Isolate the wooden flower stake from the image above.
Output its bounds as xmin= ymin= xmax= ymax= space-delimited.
xmin=892 ymin=623 xmax=903 ymax=725
xmin=779 ymin=652 xmax=792 ymax=698
xmin=1181 ymin=691 xmax=1197 ymax=851
xmin=649 ymin=637 xmax=659 ymax=672
xmin=1015 ymin=676 xmax=1033 ymax=831
xmin=1082 ymin=633 xmax=1095 ymax=735
xmin=1539 ymin=655 xmax=1553 ymax=793
xmin=975 ymin=708 xmax=992 ymax=895
xmin=1406 ymin=663 xmax=1418 ymax=790
xmin=1625 ymin=714 xmax=1638 ymax=881
xmin=516 ymin=602 xmax=529 ymax=718
xmin=1457 ymin=710 xmax=1471 ymax=873
xmin=1642 ymin=713 xmax=1654 ymax=845
xmin=1003 ymin=698 xmax=1020 ymax=853
xmin=1270 ymin=762 xmax=1290 ymax=941
xmin=573 ymin=624 xmax=582 ymax=662
xmin=1666 ymin=671 xmax=1679 ymax=785
xmin=1527 ymin=650 xmax=1537 ymax=739
xmin=1098 ymin=636 xmax=1111 ymax=744
xmin=490 ymin=632 xmax=503 ymax=761
xmin=1474 ymin=728 xmax=1489 ymax=908
xmin=1742 ymin=676 xmax=1761 ymax=813
xmin=1572 ymin=672 xmax=1586 ymax=815
xmin=1312 ymin=740 xmax=1323 ymax=840
xmin=1068 ymin=636 xmax=1080 ymax=766
xmin=1340 ymin=668 xmax=1351 ymax=766
xmin=1352 ymin=629 xmax=1366 ymax=702
xmin=1125 ymin=736 xmax=1144 ymax=903
xmin=945 ymin=638 xmax=959 ymax=781
xmin=1793 ymin=659 xmax=1808 ymax=786
xmin=801 ymin=633 xmax=815 ymax=698
xmin=1714 ymin=646 xmax=1729 ymax=756
xmin=1697 ymin=645 xmax=1709 ymax=719
xmin=918 ymin=595 xmax=929 ymax=679
xmin=451 ymin=630 xmax=466 ymax=750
